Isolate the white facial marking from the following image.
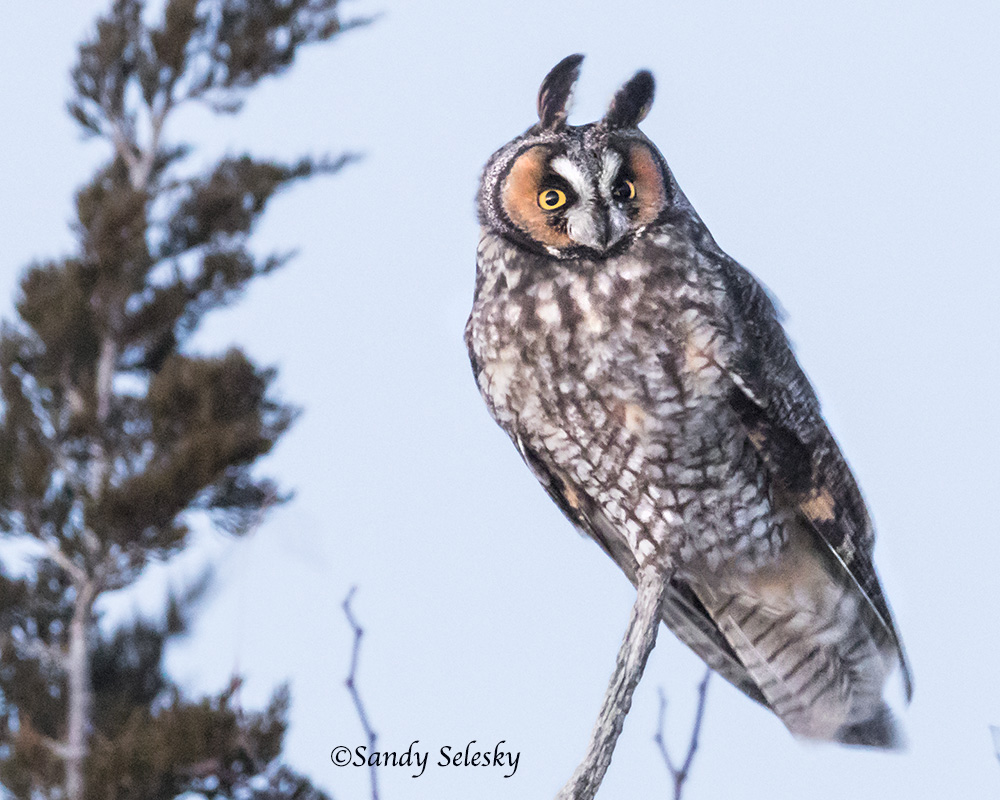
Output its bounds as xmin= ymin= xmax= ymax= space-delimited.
xmin=599 ymin=150 xmax=623 ymax=197
xmin=548 ymin=151 xmax=633 ymax=252
xmin=600 ymin=150 xmax=634 ymax=248
xmin=549 ymin=156 xmax=592 ymax=202
xmin=551 ymin=155 xmax=601 ymax=249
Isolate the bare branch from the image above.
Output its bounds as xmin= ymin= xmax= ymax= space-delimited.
xmin=653 ymin=668 xmax=712 ymax=800
xmin=131 ymin=100 xmax=172 ymax=190
xmin=38 ymin=733 xmax=72 ymax=761
xmin=990 ymin=725 xmax=1000 ymax=766
xmin=343 ymin=586 xmax=380 ymax=800
xmin=555 ymin=564 xmax=670 ymax=800
xmin=43 ymin=540 xmax=86 ymax=586
xmin=82 ymin=527 xmax=101 ymax=557
xmin=107 ymin=117 xmax=141 ymax=175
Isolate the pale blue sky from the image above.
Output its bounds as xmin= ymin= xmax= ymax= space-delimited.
xmin=1 ymin=1 xmax=999 ymax=798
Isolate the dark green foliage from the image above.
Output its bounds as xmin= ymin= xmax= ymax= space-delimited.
xmin=0 ymin=563 xmax=73 ymax=797
xmin=0 ymin=0 xmax=357 ymax=797
xmin=0 ymin=563 xmax=74 ymax=740
xmin=69 ymin=0 xmax=369 ymax=129
xmin=167 ymin=156 xmax=322 ymax=253
xmin=0 ymin=564 xmax=315 ymax=800
xmin=86 ymin=683 xmax=285 ymax=800
xmin=81 ymin=597 xmax=305 ymax=800
xmin=92 ymin=350 xmax=296 ymax=553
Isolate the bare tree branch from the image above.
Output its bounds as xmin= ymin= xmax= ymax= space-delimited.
xmin=990 ymin=725 xmax=1000 ymax=767
xmin=43 ymin=540 xmax=86 ymax=586
xmin=653 ymin=668 xmax=712 ymax=800
xmin=107 ymin=116 xmax=141 ymax=175
xmin=38 ymin=733 xmax=72 ymax=761
xmin=555 ymin=564 xmax=671 ymax=800
xmin=130 ymin=100 xmax=172 ymax=190
xmin=343 ymin=586 xmax=380 ymax=800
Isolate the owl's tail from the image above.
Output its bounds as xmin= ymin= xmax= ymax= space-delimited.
xmin=691 ymin=526 xmax=904 ymax=749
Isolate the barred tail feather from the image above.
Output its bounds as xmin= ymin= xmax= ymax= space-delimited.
xmin=836 ymin=702 xmax=903 ymax=749
xmin=691 ymin=525 xmax=903 ymax=749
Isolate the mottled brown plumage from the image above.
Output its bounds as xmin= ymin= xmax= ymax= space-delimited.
xmin=466 ymin=55 xmax=911 ymax=747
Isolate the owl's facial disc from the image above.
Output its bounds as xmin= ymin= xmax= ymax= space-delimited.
xmin=499 ymin=141 xmax=666 ymax=258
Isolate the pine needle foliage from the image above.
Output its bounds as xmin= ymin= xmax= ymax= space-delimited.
xmin=0 ymin=1 xmax=364 ymax=797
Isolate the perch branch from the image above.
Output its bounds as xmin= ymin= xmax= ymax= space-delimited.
xmin=555 ymin=563 xmax=670 ymax=800
xmin=653 ymin=667 xmax=712 ymax=799
xmin=343 ymin=586 xmax=380 ymax=800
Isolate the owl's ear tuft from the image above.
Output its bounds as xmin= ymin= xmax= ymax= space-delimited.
xmin=603 ymin=70 xmax=655 ymax=129
xmin=537 ymin=54 xmax=584 ymax=130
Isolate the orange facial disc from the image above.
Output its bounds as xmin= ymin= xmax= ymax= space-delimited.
xmin=628 ymin=144 xmax=666 ymax=226
xmin=501 ymin=146 xmax=573 ymax=250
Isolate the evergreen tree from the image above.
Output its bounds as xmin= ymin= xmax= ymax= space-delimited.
xmin=0 ymin=2 xmax=362 ymax=797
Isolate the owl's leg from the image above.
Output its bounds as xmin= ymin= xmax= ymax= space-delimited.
xmin=555 ymin=563 xmax=672 ymax=800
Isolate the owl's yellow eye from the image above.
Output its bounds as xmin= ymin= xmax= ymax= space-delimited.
xmin=538 ymin=188 xmax=568 ymax=210
xmin=613 ymin=178 xmax=636 ymax=201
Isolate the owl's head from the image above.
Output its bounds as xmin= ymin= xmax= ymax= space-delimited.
xmin=478 ymin=54 xmax=688 ymax=260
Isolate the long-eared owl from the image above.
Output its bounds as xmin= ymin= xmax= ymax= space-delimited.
xmin=465 ymin=54 xmax=911 ymax=747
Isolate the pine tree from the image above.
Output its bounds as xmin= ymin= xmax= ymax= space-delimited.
xmin=0 ymin=2 xmax=363 ymax=797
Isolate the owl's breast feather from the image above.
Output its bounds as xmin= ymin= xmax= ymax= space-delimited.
xmin=468 ymin=241 xmax=787 ymax=574
xmin=469 ymin=244 xmax=735 ymax=430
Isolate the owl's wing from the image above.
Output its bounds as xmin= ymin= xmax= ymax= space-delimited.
xmin=717 ymin=257 xmax=913 ymax=700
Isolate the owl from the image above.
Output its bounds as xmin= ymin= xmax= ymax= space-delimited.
xmin=465 ymin=55 xmax=912 ymax=747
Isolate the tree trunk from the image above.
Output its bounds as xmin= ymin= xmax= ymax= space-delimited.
xmin=65 ymin=579 xmax=95 ymax=800
xmin=68 ymin=329 xmax=114 ymax=798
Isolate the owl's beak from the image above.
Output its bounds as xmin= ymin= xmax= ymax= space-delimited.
xmin=568 ymin=204 xmax=629 ymax=255
xmin=568 ymin=208 xmax=612 ymax=253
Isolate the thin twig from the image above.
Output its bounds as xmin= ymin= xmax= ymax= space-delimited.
xmin=107 ymin=117 xmax=141 ymax=175
xmin=131 ymin=101 xmax=171 ymax=190
xmin=555 ymin=564 xmax=671 ymax=800
xmin=38 ymin=733 xmax=71 ymax=760
xmin=343 ymin=587 xmax=380 ymax=800
xmin=43 ymin=540 xmax=86 ymax=586
xmin=653 ymin=667 xmax=712 ymax=800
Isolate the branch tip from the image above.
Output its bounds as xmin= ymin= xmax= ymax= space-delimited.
xmin=342 ymin=586 xmax=380 ymax=800
xmin=654 ymin=666 xmax=712 ymax=800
